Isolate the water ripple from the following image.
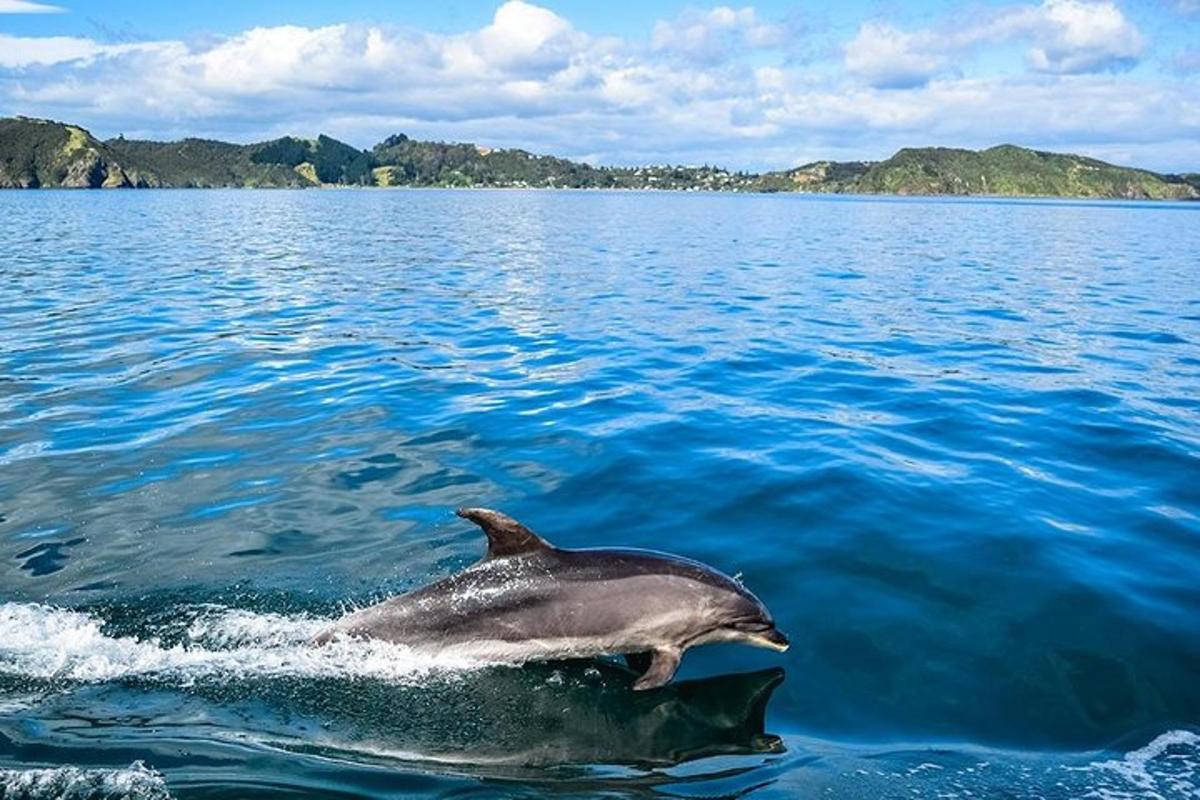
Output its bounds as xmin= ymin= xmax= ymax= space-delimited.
xmin=1 ymin=190 xmax=1199 ymax=797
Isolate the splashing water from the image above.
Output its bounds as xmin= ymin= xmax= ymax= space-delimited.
xmin=1075 ymin=730 xmax=1200 ymax=800
xmin=0 ymin=602 xmax=488 ymax=685
xmin=0 ymin=762 xmax=170 ymax=800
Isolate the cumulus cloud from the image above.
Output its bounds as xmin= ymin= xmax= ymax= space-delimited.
xmin=0 ymin=1 xmax=1194 ymax=171
xmin=1021 ymin=0 xmax=1144 ymax=73
xmin=845 ymin=0 xmax=1144 ymax=88
xmin=1 ymin=4 xmax=618 ymax=123
xmin=0 ymin=0 xmax=63 ymax=12
xmin=843 ymin=23 xmax=950 ymax=89
xmin=651 ymin=6 xmax=785 ymax=63
xmin=474 ymin=0 xmax=582 ymax=72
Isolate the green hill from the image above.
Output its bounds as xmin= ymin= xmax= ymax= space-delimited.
xmin=249 ymin=135 xmax=374 ymax=185
xmin=847 ymin=145 xmax=1197 ymax=200
xmin=0 ymin=117 xmax=149 ymax=188
xmin=1 ymin=116 xmax=1195 ymax=200
xmin=761 ymin=160 xmax=872 ymax=193
xmin=370 ymin=133 xmax=618 ymax=188
xmin=1173 ymin=173 xmax=1200 ymax=192
xmin=0 ymin=118 xmax=377 ymax=188
xmin=104 ymin=137 xmax=313 ymax=188
xmin=103 ymin=133 xmax=377 ymax=187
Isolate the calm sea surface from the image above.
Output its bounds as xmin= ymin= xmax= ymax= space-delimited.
xmin=0 ymin=189 xmax=1197 ymax=799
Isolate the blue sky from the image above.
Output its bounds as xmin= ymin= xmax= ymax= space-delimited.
xmin=1 ymin=0 xmax=1197 ymax=170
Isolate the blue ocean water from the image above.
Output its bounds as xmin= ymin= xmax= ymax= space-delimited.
xmin=0 ymin=189 xmax=1197 ymax=799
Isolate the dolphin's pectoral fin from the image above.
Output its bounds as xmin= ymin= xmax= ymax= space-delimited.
xmin=632 ymin=647 xmax=682 ymax=691
xmin=625 ymin=651 xmax=653 ymax=674
xmin=456 ymin=508 xmax=553 ymax=559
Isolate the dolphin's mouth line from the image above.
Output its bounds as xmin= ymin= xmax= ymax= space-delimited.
xmin=680 ymin=620 xmax=790 ymax=654
xmin=730 ymin=620 xmax=790 ymax=652
xmin=748 ymin=633 xmax=790 ymax=653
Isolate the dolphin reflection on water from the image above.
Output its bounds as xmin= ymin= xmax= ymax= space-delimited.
xmin=0 ymin=663 xmax=786 ymax=795
xmin=314 ymin=508 xmax=789 ymax=689
xmin=210 ymin=661 xmax=787 ymax=772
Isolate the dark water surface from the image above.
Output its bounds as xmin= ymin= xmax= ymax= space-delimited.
xmin=0 ymin=189 xmax=1197 ymax=798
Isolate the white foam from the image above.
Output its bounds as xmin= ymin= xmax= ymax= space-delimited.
xmin=0 ymin=695 xmax=39 ymax=714
xmin=0 ymin=602 xmax=489 ymax=685
xmin=1077 ymin=730 xmax=1200 ymax=800
xmin=0 ymin=761 xmax=170 ymax=800
xmin=184 ymin=606 xmax=326 ymax=649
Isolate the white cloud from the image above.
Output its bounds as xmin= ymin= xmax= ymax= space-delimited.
xmin=651 ymin=6 xmax=785 ymax=63
xmin=0 ymin=34 xmax=96 ymax=67
xmin=844 ymin=23 xmax=949 ymax=89
xmin=0 ymin=1 xmax=1193 ymax=172
xmin=845 ymin=0 xmax=1145 ymax=88
xmin=0 ymin=0 xmax=63 ymax=12
xmin=0 ymin=33 xmax=167 ymax=69
xmin=0 ymin=3 xmax=614 ymax=119
xmin=1023 ymin=0 xmax=1144 ymax=73
xmin=474 ymin=0 xmax=579 ymax=71
xmin=763 ymin=74 xmax=1198 ymax=146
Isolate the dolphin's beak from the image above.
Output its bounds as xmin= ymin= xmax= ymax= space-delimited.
xmin=752 ymin=627 xmax=790 ymax=653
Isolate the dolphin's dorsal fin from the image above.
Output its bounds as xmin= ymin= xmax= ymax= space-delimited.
xmin=456 ymin=507 xmax=552 ymax=559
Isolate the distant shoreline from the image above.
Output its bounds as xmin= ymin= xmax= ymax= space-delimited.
xmin=6 ymin=184 xmax=1198 ymax=205
xmin=3 ymin=115 xmax=1197 ymax=201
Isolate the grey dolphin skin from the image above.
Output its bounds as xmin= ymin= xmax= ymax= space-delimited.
xmin=313 ymin=508 xmax=789 ymax=689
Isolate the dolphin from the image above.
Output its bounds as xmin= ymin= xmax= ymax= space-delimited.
xmin=313 ymin=508 xmax=788 ymax=689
